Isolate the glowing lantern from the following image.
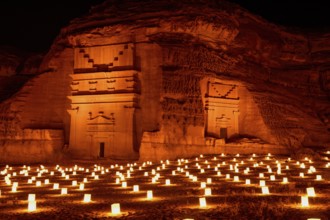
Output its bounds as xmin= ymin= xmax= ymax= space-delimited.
xmin=65 ymin=175 xmax=70 ymax=180
xmin=199 ymin=197 xmax=207 ymax=208
xmin=53 ymin=183 xmax=59 ymax=189
xmin=172 ymin=171 xmax=176 ymax=175
xmin=83 ymin=178 xmax=88 ymax=183
xmin=204 ymin=188 xmax=212 ymax=196
xmin=306 ymin=187 xmax=316 ymax=197
xmin=301 ymin=196 xmax=309 ymax=207
xmin=94 ymin=175 xmax=99 ymax=180
xmin=121 ymin=182 xmax=127 ymax=188
xmin=217 ymin=171 xmax=221 ymax=176
xmin=147 ymin=190 xmax=153 ymax=200
xmin=192 ymin=176 xmax=198 ymax=182
xmin=299 ymin=173 xmax=304 ymax=178
xmin=111 ymin=203 xmax=121 ymax=215
xmin=165 ymin=179 xmax=171 ymax=185
xmin=79 ymin=183 xmax=85 ymax=190
xmin=61 ymin=188 xmax=68 ymax=195
xmin=259 ymin=173 xmax=264 ymax=178
xmin=233 ymin=176 xmax=239 ymax=182
xmin=28 ymin=200 xmax=37 ymax=212
xmin=11 ymin=186 xmax=17 ymax=192
xmin=261 ymin=186 xmax=269 ymax=195
xmin=144 ymin=172 xmax=148 ymax=177
xmin=245 ymin=179 xmax=251 ymax=185
xmin=259 ymin=180 xmax=266 ymax=187
xmin=35 ymin=181 xmax=41 ymax=187
xmin=270 ymin=175 xmax=276 ymax=181
xmin=316 ymin=175 xmax=322 ymax=180
xmin=72 ymin=180 xmax=77 ymax=186
xmin=44 ymin=179 xmax=50 ymax=184
xmin=225 ymin=174 xmax=230 ymax=179
xmin=133 ymin=185 xmax=139 ymax=192
xmin=83 ymin=194 xmax=91 ymax=203
xmin=200 ymin=182 xmax=206 ymax=188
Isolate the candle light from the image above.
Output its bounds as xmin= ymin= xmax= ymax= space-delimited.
xmin=233 ymin=176 xmax=239 ymax=182
xmin=121 ymin=182 xmax=127 ymax=188
xmin=282 ymin=177 xmax=288 ymax=183
xmin=199 ymin=197 xmax=207 ymax=208
xmin=301 ymin=196 xmax=309 ymax=207
xmin=316 ymin=175 xmax=322 ymax=180
xmin=165 ymin=179 xmax=171 ymax=185
xmin=83 ymin=194 xmax=91 ymax=203
xmin=204 ymin=188 xmax=212 ymax=196
xmin=79 ymin=183 xmax=84 ymax=190
xmin=111 ymin=203 xmax=121 ymax=215
xmin=53 ymin=183 xmax=59 ymax=189
xmin=61 ymin=188 xmax=68 ymax=195
xmin=133 ymin=185 xmax=139 ymax=192
xmin=245 ymin=179 xmax=251 ymax=185
xmin=200 ymin=182 xmax=206 ymax=188
xmin=259 ymin=180 xmax=266 ymax=187
xmin=147 ymin=190 xmax=153 ymax=200
xmin=206 ymin=178 xmax=212 ymax=184
xmin=261 ymin=186 xmax=269 ymax=194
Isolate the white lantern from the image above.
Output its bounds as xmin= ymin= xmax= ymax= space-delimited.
xmin=53 ymin=183 xmax=59 ymax=189
xmin=282 ymin=177 xmax=288 ymax=183
xmin=259 ymin=180 xmax=266 ymax=187
xmin=233 ymin=176 xmax=239 ymax=182
xmin=199 ymin=197 xmax=207 ymax=208
xmin=245 ymin=179 xmax=251 ymax=185
xmin=133 ymin=185 xmax=139 ymax=192
xmin=61 ymin=188 xmax=67 ymax=195
xmin=165 ymin=179 xmax=171 ymax=185
xmin=147 ymin=190 xmax=153 ymax=200
xmin=301 ymin=196 xmax=309 ymax=207
xmin=316 ymin=175 xmax=322 ymax=181
xmin=204 ymin=188 xmax=212 ymax=196
xmin=83 ymin=194 xmax=91 ymax=203
xmin=111 ymin=203 xmax=121 ymax=215
xmin=79 ymin=183 xmax=85 ymax=190
xmin=261 ymin=186 xmax=269 ymax=194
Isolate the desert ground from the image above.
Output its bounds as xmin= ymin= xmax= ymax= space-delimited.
xmin=1 ymin=152 xmax=329 ymax=220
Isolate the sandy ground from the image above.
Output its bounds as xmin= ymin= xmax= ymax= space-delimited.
xmin=0 ymin=153 xmax=329 ymax=220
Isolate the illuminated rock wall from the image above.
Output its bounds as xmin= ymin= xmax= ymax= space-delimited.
xmin=0 ymin=0 xmax=329 ymax=162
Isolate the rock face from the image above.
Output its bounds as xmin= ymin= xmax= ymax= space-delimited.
xmin=0 ymin=0 xmax=329 ymax=162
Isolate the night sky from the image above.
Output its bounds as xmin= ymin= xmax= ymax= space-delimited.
xmin=0 ymin=0 xmax=329 ymax=53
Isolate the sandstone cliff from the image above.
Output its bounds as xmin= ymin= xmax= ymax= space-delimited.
xmin=0 ymin=0 xmax=329 ymax=162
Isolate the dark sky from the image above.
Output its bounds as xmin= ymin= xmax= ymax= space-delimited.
xmin=0 ymin=0 xmax=329 ymax=53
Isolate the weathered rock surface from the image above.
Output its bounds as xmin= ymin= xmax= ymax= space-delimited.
xmin=0 ymin=0 xmax=329 ymax=162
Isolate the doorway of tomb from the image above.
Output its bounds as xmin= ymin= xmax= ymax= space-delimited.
xmin=99 ymin=142 xmax=105 ymax=158
xmin=220 ymin=128 xmax=227 ymax=140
